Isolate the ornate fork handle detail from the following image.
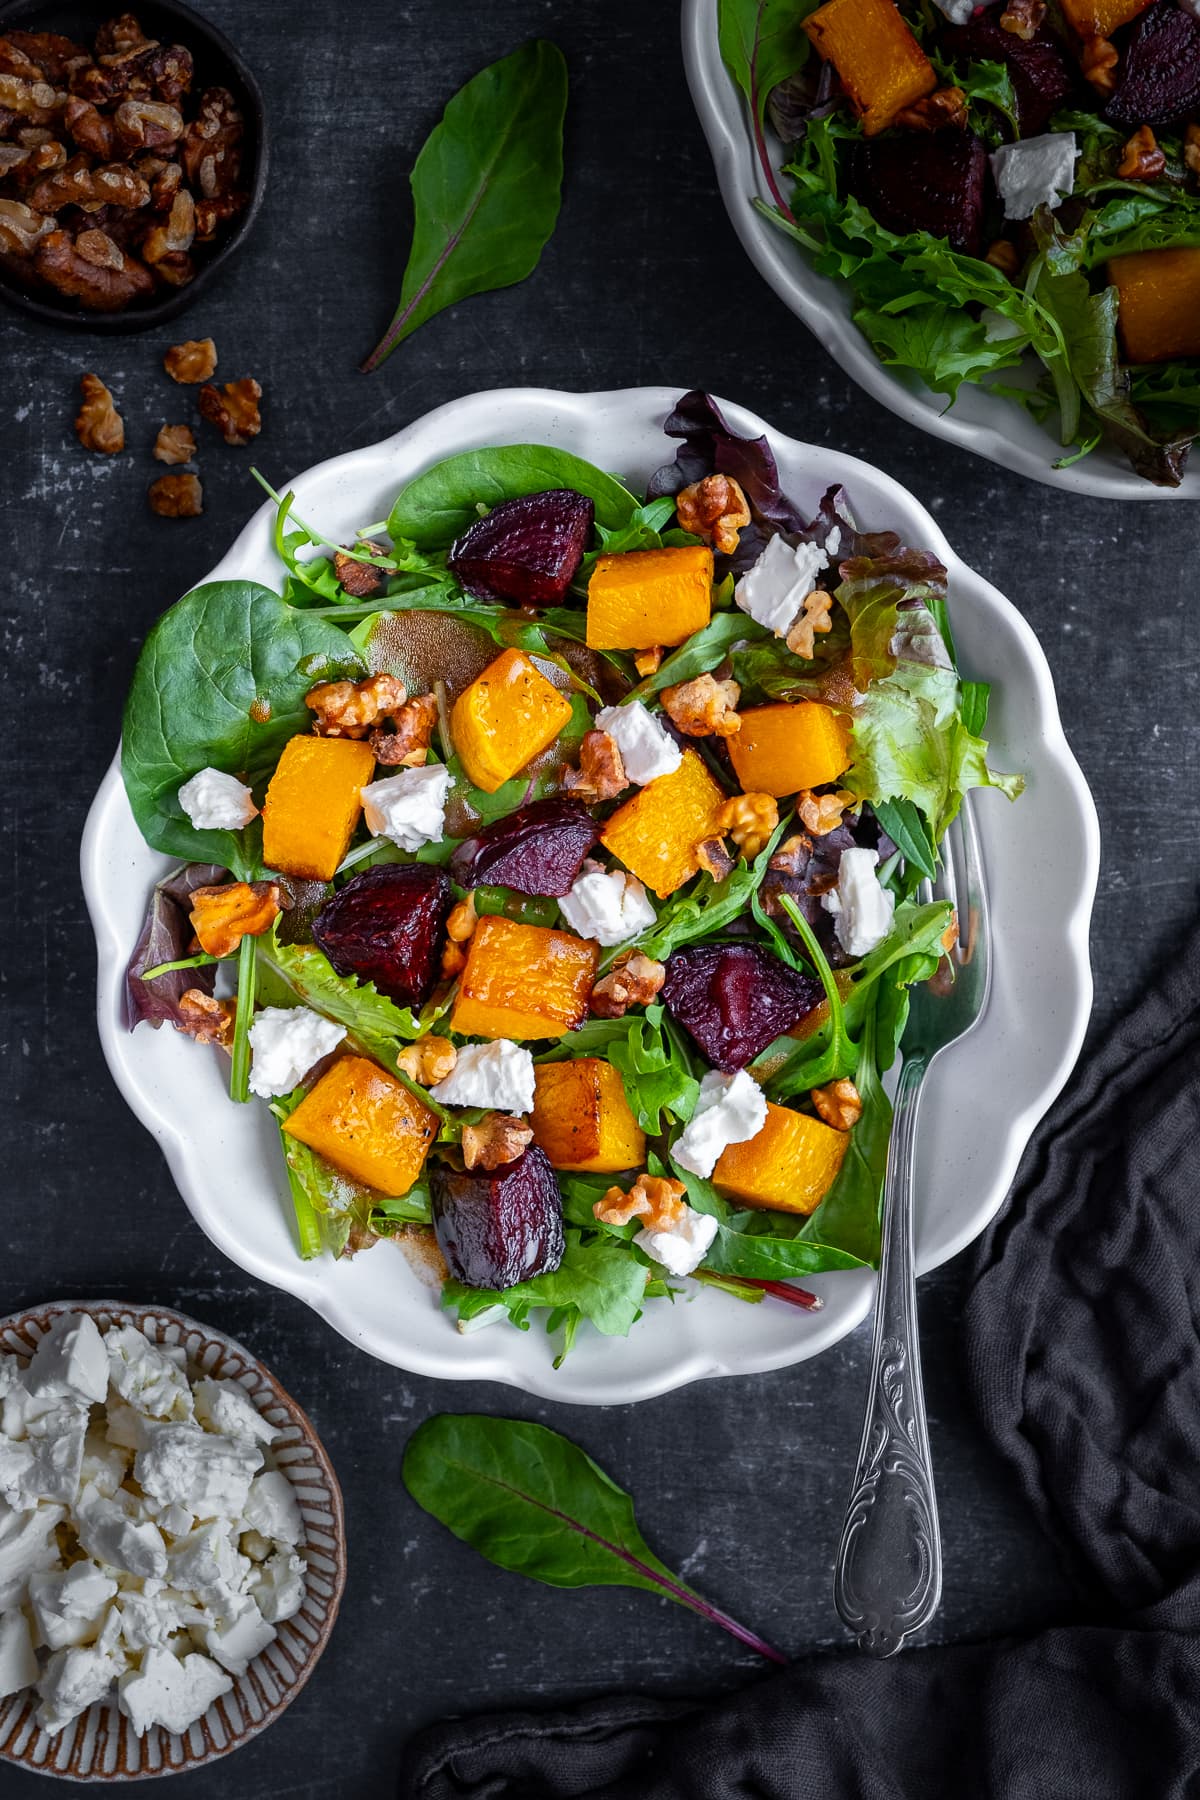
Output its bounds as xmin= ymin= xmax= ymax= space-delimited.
xmin=833 ymin=1054 xmax=942 ymax=1657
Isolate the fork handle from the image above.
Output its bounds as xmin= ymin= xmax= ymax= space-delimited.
xmin=833 ymin=1053 xmax=942 ymax=1657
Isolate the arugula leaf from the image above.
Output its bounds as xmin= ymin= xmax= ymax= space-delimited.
xmin=872 ymin=796 xmax=938 ymax=880
xmin=623 ymin=813 xmax=789 ymax=965
xmin=441 ymin=1232 xmax=649 ymax=1343
xmin=121 ymin=581 xmax=363 ymax=877
xmin=403 ymin=1414 xmax=786 ymax=1659
xmin=717 ymin=0 xmax=814 ymax=218
xmin=362 ymin=42 xmax=567 ymax=370
xmin=798 ymin=989 xmax=891 ymax=1263
xmin=387 ymin=444 xmax=639 ymax=547
xmin=539 ymin=1005 xmax=699 ymax=1135
xmin=629 ymin=612 xmax=768 ymax=703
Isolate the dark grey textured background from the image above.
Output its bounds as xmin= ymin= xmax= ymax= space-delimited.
xmin=1 ymin=0 xmax=1194 ymax=1793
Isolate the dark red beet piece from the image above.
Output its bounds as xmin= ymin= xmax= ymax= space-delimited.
xmin=852 ymin=130 xmax=988 ymax=257
xmin=661 ymin=944 xmax=823 ymax=1073
xmin=448 ymin=489 xmax=595 ymax=605
xmin=1105 ymin=2 xmax=1200 ymax=128
xmin=941 ymin=18 xmax=1075 ymax=136
xmin=431 ymin=1147 xmax=565 ymax=1289
xmin=450 ymin=796 xmax=601 ymax=897
xmin=313 ymin=865 xmax=451 ymax=1009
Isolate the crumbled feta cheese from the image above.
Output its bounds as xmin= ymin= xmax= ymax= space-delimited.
xmin=193 ymin=1379 xmax=278 ymax=1447
xmin=558 ymin=862 xmax=657 ymax=947
xmin=106 ymin=1326 xmax=194 ymax=1422
xmin=250 ymin=1548 xmax=306 ymax=1624
xmin=135 ymin=1424 xmax=262 ymax=1521
xmin=202 ymin=1592 xmax=275 ymax=1676
xmin=26 ymin=1313 xmax=109 ymax=1406
xmin=930 ymin=0 xmax=975 ymax=20
xmin=0 ymin=1607 xmax=38 ymax=1698
xmin=155 ymin=1502 xmax=195 ymax=1538
xmin=989 ymin=133 xmax=1077 ymax=222
xmin=0 ymin=1504 xmax=64 ymax=1609
xmin=81 ymin=1430 xmax=129 ymax=1499
xmin=2 ymin=1384 xmax=67 ymax=1441
xmin=117 ymin=1588 xmax=185 ymax=1653
xmin=734 ymin=534 xmax=826 ymax=636
xmin=825 ymin=526 xmax=841 ymax=558
xmin=29 ymin=1564 xmax=119 ymax=1651
xmin=177 ymin=767 xmax=258 ymax=832
xmin=671 ymin=1069 xmax=768 ymax=1179
xmin=593 ymin=702 xmax=681 ymax=785
xmin=169 ymin=1524 xmax=251 ymax=1610
xmin=104 ymin=1399 xmax=151 ymax=1453
xmin=0 ymin=1356 xmax=22 ymax=1401
xmin=0 ymin=1407 xmax=87 ymax=1509
xmin=37 ymin=1643 xmax=123 ymax=1735
xmin=0 ymin=1442 xmax=34 ymax=1511
xmin=634 ymin=1206 xmax=719 ymax=1278
xmin=821 ymin=846 xmax=895 ymax=958
xmin=241 ymin=1471 xmax=304 ymax=1547
xmin=247 ymin=1005 xmax=346 ymax=1100
xmin=75 ymin=1488 xmax=167 ymax=1581
xmin=430 ymin=1039 xmax=536 ymax=1113
xmin=118 ymin=1645 xmax=233 ymax=1737
xmin=361 ymin=763 xmax=451 ymax=850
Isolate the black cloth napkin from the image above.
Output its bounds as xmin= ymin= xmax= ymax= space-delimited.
xmin=400 ymin=928 xmax=1200 ymax=1799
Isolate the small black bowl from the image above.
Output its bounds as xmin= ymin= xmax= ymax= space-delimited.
xmin=0 ymin=0 xmax=267 ymax=331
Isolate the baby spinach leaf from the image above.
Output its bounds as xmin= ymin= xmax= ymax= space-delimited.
xmin=121 ymin=581 xmax=363 ymax=876
xmin=403 ymin=1414 xmax=786 ymax=1661
xmin=362 ymin=41 xmax=568 ymax=371
xmin=387 ymin=444 xmax=639 ymax=547
xmin=706 ymin=1224 xmax=868 ymax=1278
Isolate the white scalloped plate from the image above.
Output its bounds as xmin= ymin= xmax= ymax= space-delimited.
xmin=682 ymin=0 xmax=1198 ymax=500
xmin=81 ymin=386 xmax=1099 ymax=1403
xmin=0 ymin=1300 xmax=345 ymax=1782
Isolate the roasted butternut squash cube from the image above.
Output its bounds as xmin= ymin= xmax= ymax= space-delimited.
xmin=531 ymin=1059 xmax=646 ymax=1172
xmin=727 ymin=703 xmax=852 ymax=799
xmin=261 ymin=736 xmax=376 ymax=881
xmin=803 ymin=0 xmax=935 ymax=135
xmin=1110 ymin=248 xmax=1200 ymax=365
xmin=451 ymin=915 xmax=598 ymax=1041
xmin=586 ymin=546 xmax=713 ymax=650
xmin=283 ymin=1054 xmax=437 ymax=1195
xmin=1059 ymin=0 xmax=1149 ymax=37
xmin=450 ymin=648 xmax=574 ymax=794
xmin=601 ymin=749 xmax=728 ymax=899
xmin=714 ymin=1100 xmax=849 ymax=1214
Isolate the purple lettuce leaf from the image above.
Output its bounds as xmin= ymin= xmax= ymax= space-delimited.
xmin=126 ymin=863 xmax=225 ymax=1031
xmin=647 ymin=390 xmax=808 ymax=533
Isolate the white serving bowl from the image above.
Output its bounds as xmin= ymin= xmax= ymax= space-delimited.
xmin=82 ymin=385 xmax=1099 ymax=1404
xmin=682 ymin=0 xmax=1199 ymax=500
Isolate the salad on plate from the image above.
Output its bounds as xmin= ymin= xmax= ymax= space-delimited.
xmin=121 ymin=391 xmax=1020 ymax=1363
xmin=718 ymin=0 xmax=1200 ymax=483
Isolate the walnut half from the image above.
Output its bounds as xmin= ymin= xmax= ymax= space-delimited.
xmin=674 ymin=474 xmax=750 ymax=556
xmin=153 ymin=423 xmax=195 ymax=465
xmin=74 ymin=371 xmax=124 ymax=454
xmin=148 ymin=471 xmax=202 ymax=517
xmin=461 ymin=1114 xmax=534 ymax=1172
xmin=589 ymin=950 xmax=665 ymax=1019
xmin=198 ymin=375 xmax=261 ymax=446
xmin=164 ymin=336 xmax=216 ymax=383
xmin=661 ymin=672 xmax=741 ymax=738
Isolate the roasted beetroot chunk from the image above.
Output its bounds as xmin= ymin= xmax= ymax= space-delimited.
xmin=662 ymin=943 xmax=822 ymax=1072
xmin=450 ymin=797 xmax=601 ymax=897
xmin=1105 ymin=3 xmax=1200 ymax=128
xmin=431 ymin=1147 xmax=565 ymax=1289
xmin=448 ymin=489 xmax=595 ymax=605
xmin=852 ymin=130 xmax=988 ymax=258
xmin=942 ymin=19 xmax=1075 ymax=135
xmin=313 ymin=865 xmax=452 ymax=1009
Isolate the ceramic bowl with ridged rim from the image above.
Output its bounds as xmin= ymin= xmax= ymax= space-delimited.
xmin=0 ymin=1299 xmax=345 ymax=1782
xmin=81 ymin=385 xmax=1100 ymax=1404
xmin=681 ymin=0 xmax=1199 ymax=501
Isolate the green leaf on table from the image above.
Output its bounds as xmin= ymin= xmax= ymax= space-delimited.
xmin=388 ymin=444 xmax=640 ymax=548
xmin=120 ymin=581 xmax=363 ymax=878
xmin=402 ymin=1413 xmax=786 ymax=1660
xmin=362 ymin=40 xmax=568 ymax=370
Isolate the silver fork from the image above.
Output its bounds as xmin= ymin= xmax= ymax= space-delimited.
xmin=832 ymin=795 xmax=992 ymax=1656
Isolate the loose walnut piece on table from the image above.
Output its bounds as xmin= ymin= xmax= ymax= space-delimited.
xmin=395 ymin=1036 xmax=457 ymax=1087
xmin=1117 ymin=126 xmax=1166 ymax=181
xmin=198 ymin=376 xmax=261 ymax=445
xmin=35 ymin=227 xmax=153 ymax=308
xmin=595 ymin=1172 xmax=686 ymax=1230
xmin=674 ymin=474 xmax=751 ymax=556
xmin=153 ymin=423 xmax=195 ymax=465
xmin=178 ymin=989 xmax=234 ymax=1047
xmin=811 ymin=1078 xmax=862 ymax=1132
xmin=718 ymin=792 xmax=779 ymax=859
xmin=333 ymin=543 xmax=388 ymax=598
xmin=74 ymin=372 xmax=124 ymax=453
xmin=786 ymin=590 xmax=833 ymax=660
xmin=164 ymin=337 xmax=217 ymax=383
xmin=461 ymin=1114 xmax=534 ymax=1172
xmin=661 ymin=672 xmax=741 ymax=738
xmin=589 ymin=950 xmax=665 ymax=1019
xmin=372 ymin=692 xmax=439 ymax=767
xmin=999 ymin=0 xmax=1045 ymax=40
xmin=895 ymin=86 xmax=968 ymax=130
xmin=1080 ymin=37 xmax=1118 ymax=94
xmin=797 ymin=788 xmax=855 ymax=836
xmin=148 ymin=471 xmax=202 ymax=517
xmin=306 ymin=671 xmax=407 ymax=738
xmin=562 ymin=728 xmax=627 ymax=802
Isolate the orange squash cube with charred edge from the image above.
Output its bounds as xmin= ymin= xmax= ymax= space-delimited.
xmin=531 ymin=1059 xmax=646 ymax=1173
xmin=586 ymin=546 xmax=713 ymax=650
xmin=189 ymin=881 xmax=282 ymax=957
xmin=714 ymin=1100 xmax=850 ymax=1215
xmin=283 ymin=1054 xmax=438 ymax=1195
xmin=600 ymin=749 xmax=728 ymax=899
xmin=1059 ymin=0 xmax=1149 ymax=37
xmin=450 ymin=648 xmax=574 ymax=794
xmin=261 ymin=735 xmax=376 ymax=881
xmin=727 ymin=702 xmax=852 ymax=799
xmin=450 ymin=915 xmax=598 ymax=1041
xmin=1110 ymin=248 xmax=1200 ymax=365
xmin=803 ymin=0 xmax=936 ymax=136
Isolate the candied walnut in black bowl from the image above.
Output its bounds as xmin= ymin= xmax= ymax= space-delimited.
xmin=0 ymin=0 xmax=267 ymax=330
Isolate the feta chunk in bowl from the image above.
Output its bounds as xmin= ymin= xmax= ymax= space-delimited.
xmin=0 ymin=1300 xmax=345 ymax=1783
